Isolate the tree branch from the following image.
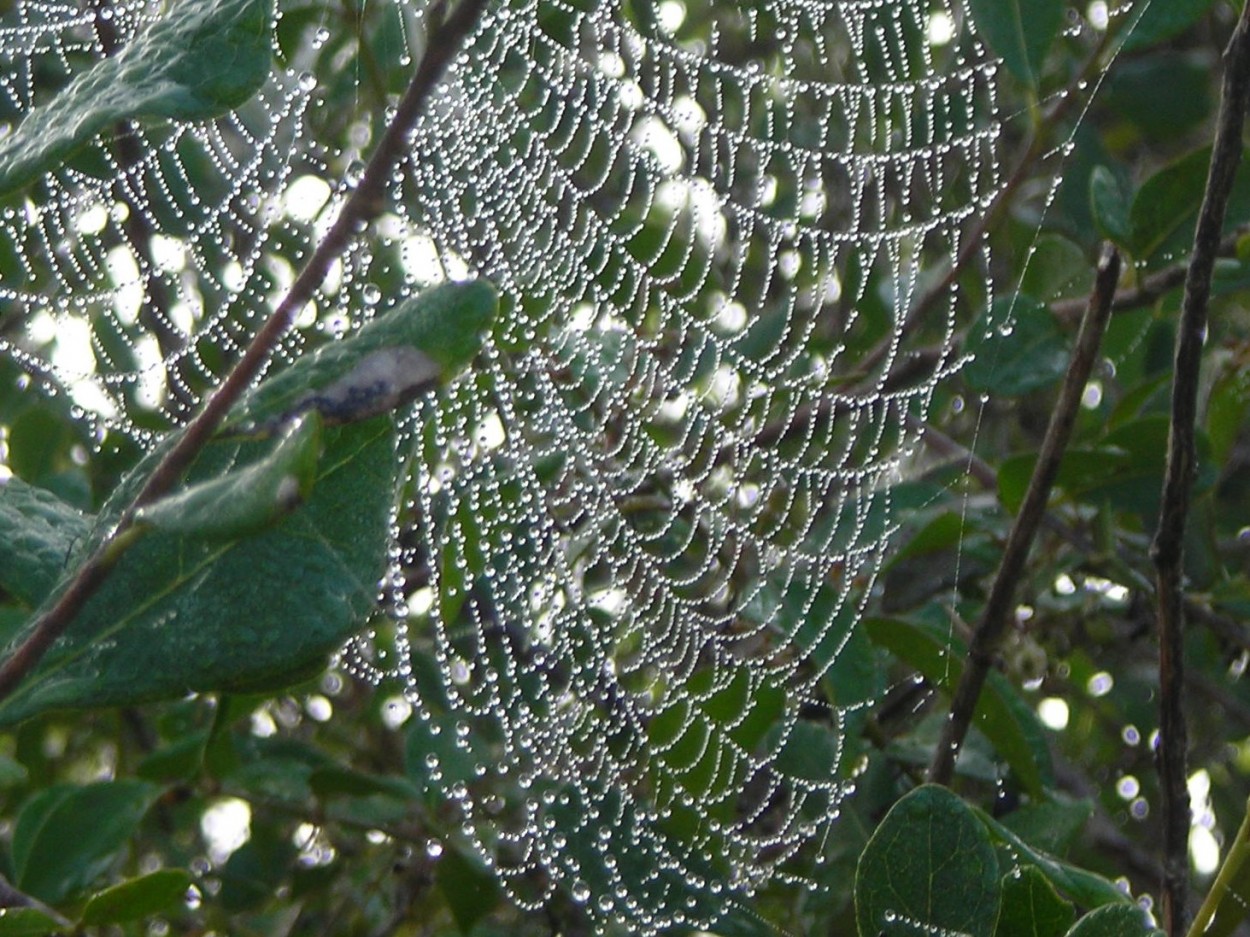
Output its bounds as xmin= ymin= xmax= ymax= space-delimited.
xmin=0 ymin=0 xmax=491 ymax=704
xmin=1151 ymin=5 xmax=1250 ymax=931
xmin=927 ymin=244 xmax=1120 ymax=786
xmin=1050 ymin=226 xmax=1249 ymax=324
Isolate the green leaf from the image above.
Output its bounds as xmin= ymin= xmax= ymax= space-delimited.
xmin=996 ymin=866 xmax=1075 ymax=937
xmin=81 ymin=869 xmax=194 ymax=926
xmin=136 ymin=412 xmax=321 ymax=539
xmin=998 ymin=797 xmax=1094 ymax=858
xmin=1103 ymin=53 xmax=1211 ymax=142
xmin=1090 ymin=166 xmax=1133 ymax=249
xmin=966 ymin=0 xmax=1064 ymax=89
xmin=5 ymin=407 xmax=76 ymax=486
xmin=997 ymin=448 xmax=1126 ymax=517
xmin=1063 ymin=904 xmax=1158 ymax=937
xmin=864 ymin=617 xmax=1054 ymax=796
xmin=1020 ymin=236 xmax=1095 ymax=303
xmin=964 ymin=296 xmax=1070 ymax=397
xmin=0 ymin=476 xmax=89 ymax=608
xmin=973 ymin=807 xmax=1133 ymax=910
xmin=11 ymin=780 xmax=159 ymax=904
xmin=1120 ymin=0 xmax=1216 ymax=52
xmin=0 ymin=908 xmax=64 ymax=936
xmin=309 ymin=764 xmax=420 ymax=800
xmin=1129 ymin=147 xmax=1250 ymax=265
xmin=0 ymin=281 xmax=497 ymax=725
xmin=218 ymin=821 xmax=296 ymax=913
xmin=0 ymin=418 xmax=394 ymax=725
xmin=0 ymin=0 xmax=274 ymax=196
xmin=856 ymin=785 xmax=1001 ymax=937
xmin=437 ymin=846 xmax=502 ymax=936
xmin=227 ymin=279 xmax=498 ymax=431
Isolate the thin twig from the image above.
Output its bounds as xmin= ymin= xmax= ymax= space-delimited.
xmin=1152 ymin=5 xmax=1250 ymax=931
xmin=1050 ymin=225 xmax=1250 ymax=324
xmin=0 ymin=0 xmax=491 ymax=703
xmin=927 ymin=245 xmax=1120 ymax=786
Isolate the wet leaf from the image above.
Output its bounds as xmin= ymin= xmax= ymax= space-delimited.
xmin=0 ymin=0 xmax=274 ymax=196
xmin=0 ymin=281 xmax=497 ymax=724
xmin=856 ymin=785 xmax=1001 ymax=937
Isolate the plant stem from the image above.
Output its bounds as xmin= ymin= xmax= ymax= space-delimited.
xmin=1187 ymin=796 xmax=1250 ymax=937
xmin=0 ymin=0 xmax=491 ymax=704
xmin=1153 ymin=5 xmax=1250 ymax=931
xmin=927 ymin=244 xmax=1120 ymax=786
xmin=1050 ymin=225 xmax=1250 ymax=324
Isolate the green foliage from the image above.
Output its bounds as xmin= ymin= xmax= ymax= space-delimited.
xmin=0 ymin=280 xmax=496 ymax=724
xmin=965 ymin=0 xmax=1064 ymax=89
xmin=1 ymin=0 xmax=1250 ymax=934
xmin=0 ymin=0 xmax=273 ymax=196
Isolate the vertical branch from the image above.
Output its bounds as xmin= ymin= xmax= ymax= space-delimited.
xmin=1152 ymin=5 xmax=1250 ymax=933
xmin=927 ymin=245 xmax=1120 ymax=786
xmin=0 ymin=0 xmax=492 ymax=703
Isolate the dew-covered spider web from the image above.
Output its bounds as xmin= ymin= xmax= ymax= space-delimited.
xmin=0 ymin=0 xmax=1128 ymax=931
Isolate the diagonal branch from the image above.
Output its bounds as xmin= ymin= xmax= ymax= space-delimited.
xmin=927 ymin=244 xmax=1120 ymax=787
xmin=0 ymin=0 xmax=491 ymax=703
xmin=1151 ymin=4 xmax=1250 ymax=932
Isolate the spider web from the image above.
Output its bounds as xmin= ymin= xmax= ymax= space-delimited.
xmin=0 ymin=0 xmax=1105 ymax=931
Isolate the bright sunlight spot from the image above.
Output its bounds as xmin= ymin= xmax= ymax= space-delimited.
xmin=658 ymin=0 xmax=685 ymax=34
xmin=1086 ymin=1 xmax=1109 ymax=31
xmin=926 ymin=11 xmax=955 ymax=46
xmin=201 ymin=798 xmax=251 ymax=863
xmin=1038 ymin=697 xmax=1069 ymax=730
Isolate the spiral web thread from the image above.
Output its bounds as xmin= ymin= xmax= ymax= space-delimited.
xmin=0 ymin=0 xmax=1034 ymax=931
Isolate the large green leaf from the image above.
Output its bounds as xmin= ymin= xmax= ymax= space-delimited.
xmin=0 ymin=0 xmax=273 ymax=196
xmin=437 ymin=846 xmax=502 ymax=936
xmin=0 ymin=416 xmax=395 ymax=725
xmin=856 ymin=785 xmax=1001 ymax=937
xmin=974 ymin=807 xmax=1133 ymax=910
xmin=966 ymin=0 xmax=1064 ymax=89
xmin=0 ymin=280 xmax=497 ymax=725
xmin=135 ymin=412 xmax=321 ymax=539
xmin=1130 ymin=147 xmax=1250 ymax=266
xmin=11 ymin=780 xmax=159 ymax=904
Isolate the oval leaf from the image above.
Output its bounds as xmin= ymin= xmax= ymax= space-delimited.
xmin=1063 ymin=904 xmax=1158 ymax=937
xmin=0 ymin=477 xmax=89 ymax=608
xmin=81 ymin=869 xmax=194 ymax=926
xmin=856 ymin=785 xmax=1001 ymax=937
xmin=963 ymin=296 xmax=1070 ymax=398
xmin=997 ymin=865 xmax=1076 ymax=937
